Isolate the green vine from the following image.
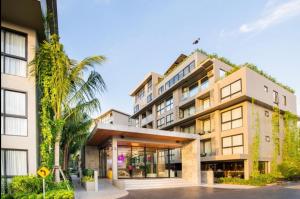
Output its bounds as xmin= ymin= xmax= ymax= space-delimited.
xmin=271 ymin=106 xmax=280 ymax=176
xmin=250 ymin=99 xmax=260 ymax=177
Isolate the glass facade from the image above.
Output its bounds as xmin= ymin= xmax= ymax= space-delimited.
xmin=117 ymin=146 xmax=181 ymax=179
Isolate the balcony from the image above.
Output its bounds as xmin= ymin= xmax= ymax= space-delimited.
xmin=141 ymin=114 xmax=153 ymax=126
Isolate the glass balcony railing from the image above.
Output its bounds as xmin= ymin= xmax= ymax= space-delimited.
xmin=141 ymin=114 xmax=153 ymax=125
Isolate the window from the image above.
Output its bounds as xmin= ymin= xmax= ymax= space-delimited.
xmin=265 ymin=136 xmax=270 ymax=142
xmin=1 ymin=89 xmax=27 ymax=136
xmin=203 ymin=119 xmax=211 ymax=132
xmin=201 ymin=139 xmax=212 ymax=155
xmin=200 ymin=77 xmax=209 ymax=91
xmin=221 ymin=79 xmax=242 ymax=100
xmin=165 ymin=97 xmax=173 ymax=111
xmin=134 ymin=105 xmax=139 ymax=113
xmin=222 ymin=134 xmax=243 ymax=155
xmin=147 ymin=94 xmax=152 ymax=103
xmin=166 ymin=113 xmax=174 ymax=125
xmin=273 ymin=91 xmax=279 ymax=104
xmin=181 ymin=124 xmax=195 ymax=134
xmin=1 ymin=149 xmax=28 ymax=179
xmin=265 ymin=111 xmax=269 ymax=117
xmin=264 ymin=86 xmax=268 ymax=92
xmin=219 ymin=69 xmax=226 ymax=79
xmin=181 ymin=105 xmax=195 ymax=118
xmin=283 ymin=95 xmax=287 ymax=106
xmin=157 ymin=117 xmax=165 ymax=128
xmin=182 ymin=83 xmax=198 ymax=100
xmin=156 ymin=101 xmax=165 ymax=116
xmin=221 ymin=107 xmax=243 ymax=131
xmin=1 ymin=29 xmax=27 ymax=77
xmin=158 ymin=86 xmax=164 ymax=95
xmin=147 ymin=80 xmax=152 ymax=92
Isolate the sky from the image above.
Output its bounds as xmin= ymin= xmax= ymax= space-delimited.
xmin=57 ymin=0 xmax=300 ymax=117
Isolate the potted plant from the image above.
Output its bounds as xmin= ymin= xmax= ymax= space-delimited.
xmin=81 ymin=169 xmax=95 ymax=191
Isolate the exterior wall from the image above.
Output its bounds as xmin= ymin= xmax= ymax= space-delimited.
xmin=84 ymin=146 xmax=99 ymax=172
xmin=1 ymin=21 xmax=38 ymax=175
xmin=112 ymin=111 xmax=131 ymax=126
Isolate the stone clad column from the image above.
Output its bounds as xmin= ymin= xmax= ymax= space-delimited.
xmin=181 ymin=138 xmax=201 ymax=185
xmin=112 ymin=137 xmax=118 ymax=181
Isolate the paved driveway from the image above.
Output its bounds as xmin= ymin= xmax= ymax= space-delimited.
xmin=119 ymin=183 xmax=300 ymax=199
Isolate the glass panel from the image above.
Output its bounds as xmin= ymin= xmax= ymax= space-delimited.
xmin=6 ymin=150 xmax=27 ymax=176
xmin=221 ymin=85 xmax=230 ymax=98
xmin=117 ymin=147 xmax=131 ymax=178
xmin=219 ymin=69 xmax=226 ymax=78
xmin=169 ymin=148 xmax=181 ymax=177
xmin=232 ymin=135 xmax=243 ymax=146
xmin=200 ymin=79 xmax=209 ymax=91
xmin=222 ymin=137 xmax=232 ymax=148
xmin=232 ymin=107 xmax=242 ymax=120
xmin=232 ymin=119 xmax=242 ymax=128
xmin=5 ymin=32 xmax=26 ymax=58
xmin=1 ymin=150 xmax=4 ymax=176
xmin=189 ymin=84 xmax=198 ymax=97
xmin=4 ymin=57 xmax=27 ymax=77
xmin=5 ymin=117 xmax=27 ymax=136
xmin=5 ymin=91 xmax=26 ymax=116
xmin=231 ymin=80 xmax=241 ymax=93
xmin=222 ymin=148 xmax=232 ymax=155
xmin=1 ymin=30 xmax=4 ymax=53
xmin=204 ymin=141 xmax=212 ymax=155
xmin=146 ymin=148 xmax=157 ymax=178
xmin=232 ymin=146 xmax=243 ymax=154
xmin=222 ymin=122 xmax=231 ymax=131
xmin=1 ymin=116 xmax=3 ymax=134
xmin=1 ymin=89 xmax=3 ymax=113
xmin=131 ymin=147 xmax=145 ymax=178
xmin=222 ymin=111 xmax=231 ymax=123
xmin=1 ymin=55 xmax=3 ymax=73
xmin=157 ymin=149 xmax=169 ymax=177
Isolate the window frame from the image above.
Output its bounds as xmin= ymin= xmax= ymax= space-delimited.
xmin=264 ymin=85 xmax=268 ymax=92
xmin=147 ymin=93 xmax=152 ymax=103
xmin=221 ymin=106 xmax=243 ymax=131
xmin=222 ymin=134 xmax=244 ymax=155
xmin=1 ymin=88 xmax=28 ymax=136
xmin=220 ymin=79 xmax=242 ymax=100
xmin=156 ymin=101 xmax=165 ymax=116
xmin=1 ymin=27 xmax=28 ymax=77
xmin=283 ymin=95 xmax=287 ymax=106
xmin=201 ymin=139 xmax=212 ymax=154
xmin=165 ymin=113 xmax=174 ymax=125
xmin=165 ymin=97 xmax=174 ymax=111
xmin=1 ymin=148 xmax=29 ymax=179
xmin=157 ymin=117 xmax=165 ymax=128
xmin=273 ymin=90 xmax=279 ymax=104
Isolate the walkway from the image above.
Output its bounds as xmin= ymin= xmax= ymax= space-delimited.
xmin=72 ymin=175 xmax=128 ymax=199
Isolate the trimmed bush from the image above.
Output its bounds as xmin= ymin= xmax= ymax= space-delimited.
xmin=10 ymin=175 xmax=42 ymax=194
xmin=82 ymin=169 xmax=94 ymax=177
xmin=10 ymin=190 xmax=74 ymax=199
xmin=278 ymin=161 xmax=300 ymax=180
xmin=81 ymin=176 xmax=94 ymax=183
xmin=217 ymin=174 xmax=277 ymax=186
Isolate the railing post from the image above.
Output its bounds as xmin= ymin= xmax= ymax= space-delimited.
xmin=94 ymin=170 xmax=98 ymax=192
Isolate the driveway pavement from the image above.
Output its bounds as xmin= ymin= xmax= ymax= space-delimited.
xmin=119 ymin=182 xmax=300 ymax=199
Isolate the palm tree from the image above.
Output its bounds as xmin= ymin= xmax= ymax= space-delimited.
xmin=31 ymin=35 xmax=106 ymax=182
xmin=61 ymin=111 xmax=92 ymax=171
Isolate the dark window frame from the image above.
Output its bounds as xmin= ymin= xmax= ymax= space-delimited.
xmin=165 ymin=97 xmax=174 ymax=111
xmin=264 ymin=85 xmax=268 ymax=92
xmin=220 ymin=79 xmax=242 ymax=100
xmin=147 ymin=93 xmax=152 ymax=103
xmin=156 ymin=101 xmax=165 ymax=116
xmin=1 ymin=27 xmax=28 ymax=77
xmin=165 ymin=113 xmax=174 ymax=125
xmin=221 ymin=106 xmax=243 ymax=131
xmin=222 ymin=134 xmax=244 ymax=155
xmin=157 ymin=117 xmax=165 ymax=128
xmin=1 ymin=88 xmax=28 ymax=136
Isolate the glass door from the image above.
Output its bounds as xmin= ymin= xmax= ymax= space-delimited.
xmin=157 ymin=149 xmax=169 ymax=177
xmin=131 ymin=147 xmax=145 ymax=178
xmin=146 ymin=148 xmax=157 ymax=178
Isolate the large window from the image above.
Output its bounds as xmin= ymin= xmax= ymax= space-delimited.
xmin=1 ymin=29 xmax=27 ymax=77
xmin=182 ymin=83 xmax=198 ymax=100
xmin=222 ymin=134 xmax=243 ymax=155
xmin=181 ymin=124 xmax=195 ymax=134
xmin=157 ymin=117 xmax=165 ymax=128
xmin=166 ymin=113 xmax=174 ymax=125
xmin=203 ymin=119 xmax=211 ymax=133
xmin=221 ymin=107 xmax=242 ymax=131
xmin=201 ymin=139 xmax=212 ymax=155
xmin=1 ymin=149 xmax=28 ymax=178
xmin=156 ymin=101 xmax=165 ymax=116
xmin=1 ymin=89 xmax=27 ymax=136
xmin=165 ymin=97 xmax=174 ymax=111
xmin=134 ymin=105 xmax=139 ymax=113
xmin=200 ymin=77 xmax=209 ymax=91
xmin=180 ymin=105 xmax=195 ymax=119
xmin=221 ymin=79 xmax=242 ymax=100
xmin=147 ymin=93 xmax=152 ymax=103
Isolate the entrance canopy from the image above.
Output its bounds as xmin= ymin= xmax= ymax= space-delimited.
xmin=87 ymin=124 xmax=199 ymax=147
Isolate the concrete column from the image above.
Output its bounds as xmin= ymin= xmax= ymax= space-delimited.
xmin=181 ymin=139 xmax=201 ymax=185
xmin=112 ymin=137 xmax=118 ymax=181
xmin=94 ymin=170 xmax=98 ymax=192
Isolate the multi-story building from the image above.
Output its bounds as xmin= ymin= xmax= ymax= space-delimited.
xmin=130 ymin=50 xmax=297 ymax=179
xmin=1 ymin=0 xmax=58 ymax=188
xmin=95 ymin=109 xmax=133 ymax=126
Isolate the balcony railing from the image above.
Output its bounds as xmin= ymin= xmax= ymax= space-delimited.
xmin=141 ymin=114 xmax=153 ymax=126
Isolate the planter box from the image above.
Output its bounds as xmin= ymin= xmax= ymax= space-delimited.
xmin=83 ymin=181 xmax=95 ymax=191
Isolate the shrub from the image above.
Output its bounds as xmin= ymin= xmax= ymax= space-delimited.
xmin=82 ymin=169 xmax=94 ymax=177
xmin=11 ymin=190 xmax=74 ymax=199
xmin=217 ymin=174 xmax=277 ymax=186
xmin=10 ymin=175 xmax=42 ymax=194
xmin=1 ymin=194 xmax=14 ymax=199
xmin=278 ymin=161 xmax=300 ymax=180
xmin=81 ymin=176 xmax=94 ymax=183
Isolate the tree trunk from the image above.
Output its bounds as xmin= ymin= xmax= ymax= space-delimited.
xmin=66 ymin=151 xmax=70 ymax=171
xmin=63 ymin=143 xmax=69 ymax=171
xmin=54 ymin=139 xmax=61 ymax=182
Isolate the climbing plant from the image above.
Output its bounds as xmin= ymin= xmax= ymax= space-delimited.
xmin=271 ymin=106 xmax=280 ymax=176
xmin=250 ymin=99 xmax=260 ymax=177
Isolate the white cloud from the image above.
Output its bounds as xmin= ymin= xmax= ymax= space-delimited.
xmin=239 ymin=0 xmax=300 ymax=33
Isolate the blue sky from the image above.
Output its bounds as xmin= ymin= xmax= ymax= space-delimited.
xmin=57 ymin=0 xmax=300 ymax=116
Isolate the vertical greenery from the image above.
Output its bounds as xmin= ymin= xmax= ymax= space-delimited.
xmin=251 ymin=99 xmax=260 ymax=177
xmin=271 ymin=106 xmax=280 ymax=176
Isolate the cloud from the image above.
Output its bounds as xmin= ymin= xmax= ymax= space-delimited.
xmin=239 ymin=0 xmax=300 ymax=33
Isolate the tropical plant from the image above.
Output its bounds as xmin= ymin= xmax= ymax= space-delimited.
xmin=31 ymin=34 xmax=106 ymax=182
